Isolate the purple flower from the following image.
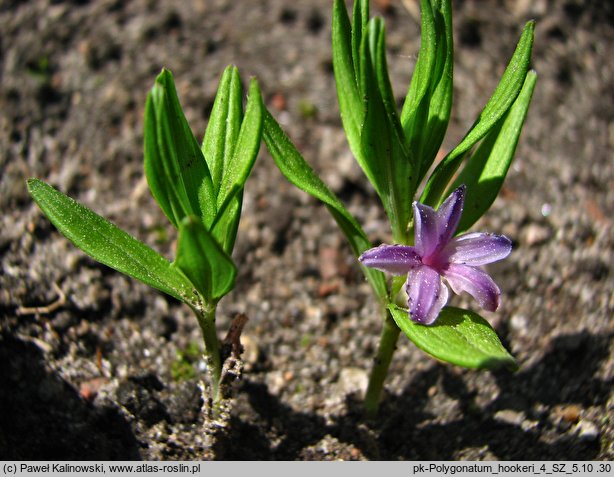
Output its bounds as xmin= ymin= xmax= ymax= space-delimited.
xmin=359 ymin=185 xmax=512 ymax=325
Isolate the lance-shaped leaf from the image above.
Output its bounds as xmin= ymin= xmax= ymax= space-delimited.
xmin=144 ymin=69 xmax=216 ymax=228
xmin=351 ymin=0 xmax=369 ymax=78
xmin=369 ymin=18 xmax=408 ymax=156
xmin=216 ymin=78 xmax=263 ymax=209
xmin=263 ymin=109 xmax=388 ymax=301
xmin=401 ymin=0 xmax=453 ymax=181
xmin=360 ymin=19 xmax=415 ymax=243
xmin=174 ymin=215 xmax=237 ymax=302
xmin=332 ymin=0 xmax=364 ymax=167
xmin=202 ymin=66 xmax=244 ymax=196
xmin=421 ymin=21 xmax=535 ymax=208
xmin=202 ymin=72 xmax=263 ymax=254
xmin=210 ymin=190 xmax=243 ymax=257
xmin=27 ymin=179 xmax=196 ymax=304
xmin=388 ymin=304 xmax=517 ymax=370
xmin=452 ymin=71 xmax=537 ymax=232
xmin=210 ymin=78 xmax=263 ymax=254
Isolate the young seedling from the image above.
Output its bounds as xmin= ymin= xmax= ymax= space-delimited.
xmin=27 ymin=66 xmax=263 ymax=413
xmin=264 ymin=0 xmax=536 ymax=417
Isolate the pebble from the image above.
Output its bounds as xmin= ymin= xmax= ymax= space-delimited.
xmin=265 ymin=370 xmax=285 ymax=395
xmin=510 ymin=314 xmax=528 ymax=333
xmin=521 ymin=419 xmax=540 ymax=432
xmin=270 ymin=92 xmax=287 ymax=111
xmin=240 ymin=334 xmax=260 ymax=366
xmin=318 ymin=281 xmax=339 ymax=297
xmin=494 ymin=409 xmax=525 ymax=426
xmin=575 ymin=420 xmax=600 ymax=442
xmin=557 ymin=404 xmax=582 ymax=424
xmin=522 ymin=223 xmax=552 ymax=246
xmin=337 ymin=367 xmax=368 ymax=395
xmin=79 ymin=377 xmax=107 ymax=402
xmin=325 ymin=367 xmax=368 ymax=407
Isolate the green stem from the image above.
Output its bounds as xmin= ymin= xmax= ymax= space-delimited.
xmin=194 ymin=302 xmax=222 ymax=403
xmin=391 ymin=220 xmax=410 ymax=246
xmin=363 ymin=220 xmax=412 ymax=417
xmin=364 ymin=307 xmax=401 ymax=417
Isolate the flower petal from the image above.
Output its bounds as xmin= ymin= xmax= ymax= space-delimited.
xmin=443 ymin=263 xmax=501 ymax=311
xmin=413 ymin=202 xmax=439 ymax=257
xmin=405 ymin=265 xmax=449 ymax=325
xmin=435 ymin=185 xmax=466 ymax=245
xmin=445 ymin=232 xmax=512 ymax=266
xmin=414 ymin=186 xmax=465 ymax=256
xmin=359 ymin=244 xmax=422 ymax=275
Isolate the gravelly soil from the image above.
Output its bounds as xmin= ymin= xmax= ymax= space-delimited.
xmin=1 ymin=0 xmax=612 ymax=460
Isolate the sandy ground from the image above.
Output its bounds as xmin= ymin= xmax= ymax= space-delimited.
xmin=1 ymin=0 xmax=612 ymax=460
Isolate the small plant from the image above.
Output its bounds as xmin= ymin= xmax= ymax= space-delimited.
xmin=28 ymin=66 xmax=263 ymax=412
xmin=264 ymin=0 xmax=536 ymax=416
xmin=171 ymin=342 xmax=202 ymax=382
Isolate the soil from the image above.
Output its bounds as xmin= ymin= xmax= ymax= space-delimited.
xmin=1 ymin=0 xmax=613 ymax=461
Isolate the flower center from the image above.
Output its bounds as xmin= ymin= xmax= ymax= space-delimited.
xmin=421 ymin=252 xmax=447 ymax=271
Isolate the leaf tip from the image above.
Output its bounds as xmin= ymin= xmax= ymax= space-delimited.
xmin=155 ymin=68 xmax=175 ymax=89
xmin=26 ymin=177 xmax=38 ymax=190
xmin=522 ymin=20 xmax=536 ymax=40
xmin=483 ymin=354 xmax=519 ymax=372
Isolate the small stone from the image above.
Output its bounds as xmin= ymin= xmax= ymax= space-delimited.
xmin=318 ymin=281 xmax=339 ymax=297
xmin=521 ymin=419 xmax=540 ymax=432
xmin=266 ymin=371 xmax=285 ymax=395
xmin=541 ymin=203 xmax=552 ymax=217
xmin=522 ymin=223 xmax=551 ymax=246
xmin=494 ymin=409 xmax=525 ymax=426
xmin=241 ymin=334 xmax=260 ymax=366
xmin=559 ymin=404 xmax=582 ymax=423
xmin=510 ymin=314 xmax=528 ymax=332
xmin=575 ymin=420 xmax=600 ymax=442
xmin=326 ymin=367 xmax=368 ymax=407
xmin=79 ymin=377 xmax=107 ymax=402
xmin=270 ymin=93 xmax=287 ymax=111
xmin=338 ymin=367 xmax=368 ymax=395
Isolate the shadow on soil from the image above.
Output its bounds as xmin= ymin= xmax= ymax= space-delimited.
xmin=223 ymin=330 xmax=610 ymax=460
xmin=1 ymin=329 xmax=609 ymax=460
xmin=0 ymin=331 xmax=140 ymax=460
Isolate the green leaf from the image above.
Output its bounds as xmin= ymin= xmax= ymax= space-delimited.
xmin=144 ymin=68 xmax=216 ymax=228
xmin=401 ymin=0 xmax=453 ymax=181
xmin=216 ymin=78 xmax=263 ymax=210
xmin=27 ymin=179 xmax=196 ymax=304
xmin=452 ymin=71 xmax=538 ymax=232
xmin=369 ymin=18 xmax=408 ymax=153
xmin=360 ymin=19 xmax=415 ymax=243
xmin=351 ymin=0 xmax=369 ymax=84
xmin=174 ymin=215 xmax=237 ymax=301
xmin=202 ymin=66 xmax=244 ymax=196
xmin=332 ymin=0 xmax=364 ymax=165
xmin=210 ymin=190 xmax=243 ymax=256
xmin=263 ymin=109 xmax=388 ymax=300
xmin=401 ymin=0 xmax=437 ymax=144
xmin=388 ymin=304 xmax=517 ymax=370
xmin=333 ymin=2 xmax=416 ymax=242
xmin=421 ymin=21 xmax=535 ymax=207
xmin=211 ymin=78 xmax=263 ymax=253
